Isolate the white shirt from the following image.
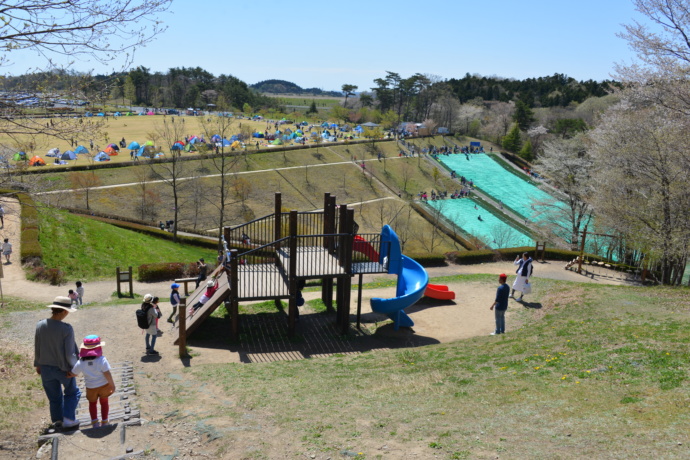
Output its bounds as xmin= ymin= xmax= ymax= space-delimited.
xmin=72 ymin=355 xmax=111 ymax=389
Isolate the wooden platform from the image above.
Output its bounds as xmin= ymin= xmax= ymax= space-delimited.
xmin=277 ymin=246 xmax=347 ymax=278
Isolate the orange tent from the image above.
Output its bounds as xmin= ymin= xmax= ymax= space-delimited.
xmin=29 ymin=156 xmax=46 ymax=166
xmin=105 ymin=146 xmax=118 ymax=156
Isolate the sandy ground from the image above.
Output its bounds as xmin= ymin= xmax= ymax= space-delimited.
xmin=0 ymin=196 xmax=637 ymax=459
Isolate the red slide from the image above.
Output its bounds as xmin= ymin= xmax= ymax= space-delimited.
xmin=424 ymin=284 xmax=456 ymax=300
xmin=353 ymin=235 xmax=379 ymax=262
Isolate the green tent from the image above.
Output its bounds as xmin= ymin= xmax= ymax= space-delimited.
xmin=12 ymin=152 xmax=26 ymax=161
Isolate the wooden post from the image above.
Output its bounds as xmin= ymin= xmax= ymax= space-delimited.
xmin=178 ymin=297 xmax=188 ymax=358
xmin=274 ymin=192 xmax=282 ymax=251
xmin=287 ymin=211 xmax=298 ymax=337
xmin=229 ymin=249 xmax=239 ymax=340
xmin=116 ymin=266 xmax=134 ymax=298
xmin=322 ymin=193 xmax=334 ymax=310
xmin=578 ymin=226 xmax=588 ymax=274
xmin=535 ymin=242 xmax=546 ymax=262
xmin=128 ymin=266 xmax=133 ymax=297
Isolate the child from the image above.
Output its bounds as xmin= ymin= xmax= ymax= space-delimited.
xmin=2 ymin=238 xmax=11 ymax=264
xmin=167 ymin=283 xmax=181 ymax=324
xmin=75 ymin=281 xmax=84 ymax=306
xmin=68 ymin=289 xmax=79 ymax=307
xmin=142 ymin=294 xmax=160 ymax=355
xmin=189 ymin=276 xmax=220 ymax=315
xmin=152 ymin=296 xmax=162 ymax=334
xmin=71 ymin=335 xmax=115 ymax=428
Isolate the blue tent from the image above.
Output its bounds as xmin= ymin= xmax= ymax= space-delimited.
xmin=114 ymin=112 xmax=121 ymax=116
xmin=97 ymin=112 xmax=104 ymax=117
xmin=211 ymin=134 xmax=221 ymax=142
xmin=230 ymin=135 xmax=239 ymax=141
xmin=61 ymin=151 xmax=77 ymax=160
xmin=127 ymin=142 xmax=140 ymax=150
xmin=222 ymin=139 xmax=232 ymax=146
xmin=320 ymin=122 xmax=329 ymax=128
xmin=171 ymin=143 xmax=182 ymax=151
xmin=94 ymin=151 xmax=110 ymax=161
xmin=84 ymin=112 xmax=93 ymax=117
xmin=354 ymin=126 xmax=363 ymax=133
xmin=74 ymin=145 xmax=89 ymax=154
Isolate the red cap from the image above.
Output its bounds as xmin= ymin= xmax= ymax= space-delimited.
xmin=499 ymin=273 xmax=507 ymax=280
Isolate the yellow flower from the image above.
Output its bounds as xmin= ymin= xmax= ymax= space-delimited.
xmin=561 ymin=376 xmax=567 ymax=380
xmin=586 ymin=370 xmax=591 ymax=373
xmin=576 ymin=381 xmax=580 ymax=384
xmin=534 ymin=366 xmax=541 ymax=370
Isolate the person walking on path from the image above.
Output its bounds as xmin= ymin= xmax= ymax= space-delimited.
xmin=0 ymin=203 xmax=5 ymax=227
xmin=75 ymin=281 xmax=84 ymax=306
xmin=71 ymin=335 xmax=115 ymax=428
xmin=490 ymin=274 xmax=510 ymax=335
xmin=34 ymin=296 xmax=81 ymax=430
xmin=167 ymin=283 xmax=181 ymax=324
xmin=142 ymin=294 xmax=160 ymax=355
xmin=512 ymin=252 xmax=533 ymax=301
xmin=195 ymin=258 xmax=208 ymax=289
xmin=2 ymin=238 xmax=12 ymax=264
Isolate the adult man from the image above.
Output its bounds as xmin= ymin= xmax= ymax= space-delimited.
xmin=512 ymin=252 xmax=533 ymax=301
xmin=490 ymin=274 xmax=510 ymax=335
xmin=34 ymin=296 xmax=81 ymax=429
xmin=0 ymin=203 xmax=5 ymax=227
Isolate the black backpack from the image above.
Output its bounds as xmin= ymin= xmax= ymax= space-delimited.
xmin=136 ymin=305 xmax=151 ymax=329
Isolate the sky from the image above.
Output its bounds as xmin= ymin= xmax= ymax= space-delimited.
xmin=4 ymin=0 xmax=649 ymax=92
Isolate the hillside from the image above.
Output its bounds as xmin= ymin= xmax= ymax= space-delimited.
xmin=251 ymin=79 xmax=342 ymax=97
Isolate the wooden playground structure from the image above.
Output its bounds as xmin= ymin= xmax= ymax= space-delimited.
xmin=173 ymin=193 xmax=390 ymax=345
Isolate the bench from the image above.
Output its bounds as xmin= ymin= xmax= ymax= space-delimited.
xmin=174 ymin=277 xmax=198 ymax=296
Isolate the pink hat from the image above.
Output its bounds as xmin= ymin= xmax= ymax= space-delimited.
xmin=79 ymin=335 xmax=105 ymax=358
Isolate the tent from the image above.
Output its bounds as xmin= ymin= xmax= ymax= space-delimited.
xmin=47 ymin=148 xmax=60 ymax=157
xmin=127 ymin=142 xmax=140 ymax=150
xmin=108 ymin=143 xmax=120 ymax=151
xmin=104 ymin=147 xmax=118 ymax=156
xmin=114 ymin=112 xmax=121 ymax=116
xmin=12 ymin=152 xmax=27 ymax=161
xmin=97 ymin=112 xmax=104 ymax=117
xmin=320 ymin=122 xmax=329 ymax=128
xmin=74 ymin=145 xmax=89 ymax=154
xmin=171 ymin=143 xmax=182 ymax=151
xmin=362 ymin=122 xmax=380 ymax=128
xmin=61 ymin=151 xmax=77 ymax=160
xmin=271 ymin=139 xmax=283 ymax=145
xmin=230 ymin=140 xmax=241 ymax=149
xmin=211 ymin=134 xmax=221 ymax=142
xmin=252 ymin=132 xmax=264 ymax=138
xmin=94 ymin=151 xmax=110 ymax=162
xmin=29 ymin=156 xmax=46 ymax=166
xmin=222 ymin=139 xmax=232 ymax=147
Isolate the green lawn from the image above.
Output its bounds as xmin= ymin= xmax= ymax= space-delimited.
xmin=185 ymin=278 xmax=690 ymax=458
xmin=37 ymin=207 xmax=217 ymax=281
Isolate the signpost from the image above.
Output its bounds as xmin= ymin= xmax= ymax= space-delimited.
xmin=116 ymin=266 xmax=134 ymax=298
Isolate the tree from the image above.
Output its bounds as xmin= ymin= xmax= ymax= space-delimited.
xmin=149 ymin=119 xmax=188 ymax=242
xmin=519 ymin=139 xmax=534 ymax=162
xmin=68 ymin=171 xmax=101 ymax=211
xmin=0 ymin=0 xmax=171 ymax=69
xmin=199 ymin=114 xmax=241 ymax=245
xmin=456 ymin=104 xmax=483 ymax=135
xmin=342 ymin=84 xmax=358 ymax=108
xmin=589 ymin=100 xmax=690 ymax=284
xmin=502 ymin=124 xmax=522 ymax=152
xmin=534 ymin=135 xmax=594 ymax=250
xmin=513 ymin=100 xmax=535 ymax=131
xmin=306 ymin=101 xmax=318 ymax=114
xmin=123 ymin=75 xmax=136 ymax=108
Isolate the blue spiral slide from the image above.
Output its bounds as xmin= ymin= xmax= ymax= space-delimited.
xmin=370 ymin=225 xmax=429 ymax=330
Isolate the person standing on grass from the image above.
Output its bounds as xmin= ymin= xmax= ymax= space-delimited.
xmin=490 ymin=274 xmax=510 ymax=335
xmin=512 ymin=252 xmax=533 ymax=301
xmin=34 ymin=296 xmax=81 ymax=430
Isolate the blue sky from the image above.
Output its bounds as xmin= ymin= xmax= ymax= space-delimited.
xmin=6 ymin=0 xmax=646 ymax=92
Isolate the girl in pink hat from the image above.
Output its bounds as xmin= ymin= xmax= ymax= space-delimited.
xmin=71 ymin=335 xmax=116 ymax=427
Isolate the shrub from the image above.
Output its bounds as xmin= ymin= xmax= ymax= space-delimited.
xmin=26 ymin=266 xmax=65 ymax=285
xmin=138 ymin=261 xmax=217 ymax=282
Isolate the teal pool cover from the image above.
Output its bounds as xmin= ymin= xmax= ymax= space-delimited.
xmin=426 ymin=153 xmax=564 ymax=249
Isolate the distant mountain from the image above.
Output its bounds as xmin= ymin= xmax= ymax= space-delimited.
xmin=251 ymin=79 xmax=342 ymax=97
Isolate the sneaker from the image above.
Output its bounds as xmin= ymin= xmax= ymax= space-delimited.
xmin=490 ymin=332 xmax=499 ymax=336
xmin=101 ymin=419 xmax=109 ymax=426
xmin=62 ymin=418 xmax=80 ymax=430
xmin=167 ymin=318 xmax=174 ymax=323
xmin=91 ymin=419 xmax=100 ymax=428
xmin=147 ymin=350 xmax=159 ymax=355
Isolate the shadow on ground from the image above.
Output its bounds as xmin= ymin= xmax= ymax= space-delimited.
xmin=186 ymin=309 xmax=439 ymax=364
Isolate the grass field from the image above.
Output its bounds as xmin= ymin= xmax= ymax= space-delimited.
xmin=182 ymin=278 xmax=689 ymax=458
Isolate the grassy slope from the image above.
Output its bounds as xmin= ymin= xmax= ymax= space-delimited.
xmin=188 ymin=279 xmax=690 ymax=459
xmin=37 ymin=207 xmax=217 ymax=281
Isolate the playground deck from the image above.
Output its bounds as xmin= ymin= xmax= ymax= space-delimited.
xmin=277 ymin=246 xmax=347 ymax=278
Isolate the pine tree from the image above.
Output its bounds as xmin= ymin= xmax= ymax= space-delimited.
xmin=502 ymin=124 xmax=522 ymax=152
xmin=307 ymin=101 xmax=318 ymax=114
xmin=519 ymin=139 xmax=534 ymax=161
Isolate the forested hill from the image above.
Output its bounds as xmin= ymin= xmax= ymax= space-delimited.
xmin=447 ymin=73 xmax=621 ymax=107
xmin=251 ymin=79 xmax=342 ymax=97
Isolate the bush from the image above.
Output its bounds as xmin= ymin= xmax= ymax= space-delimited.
xmin=26 ymin=265 xmax=65 ymax=285
xmin=445 ymin=247 xmax=615 ymax=266
xmin=137 ymin=261 xmax=217 ymax=282
xmin=406 ymin=254 xmax=448 ymax=267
